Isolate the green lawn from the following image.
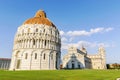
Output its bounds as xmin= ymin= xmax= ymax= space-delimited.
xmin=0 ymin=70 xmax=120 ymax=80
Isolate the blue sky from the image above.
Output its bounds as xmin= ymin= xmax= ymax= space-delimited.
xmin=0 ymin=0 xmax=120 ymax=63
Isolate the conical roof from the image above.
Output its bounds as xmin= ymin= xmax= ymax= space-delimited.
xmin=24 ymin=10 xmax=56 ymax=27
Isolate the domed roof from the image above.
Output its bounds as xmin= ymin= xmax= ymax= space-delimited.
xmin=24 ymin=10 xmax=56 ymax=27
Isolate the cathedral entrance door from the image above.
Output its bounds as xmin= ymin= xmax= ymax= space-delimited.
xmin=16 ymin=59 xmax=21 ymax=69
xmin=78 ymin=65 xmax=81 ymax=69
xmin=72 ymin=63 xmax=75 ymax=69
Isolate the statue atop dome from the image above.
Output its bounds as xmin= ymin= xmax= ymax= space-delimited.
xmin=35 ymin=10 xmax=46 ymax=18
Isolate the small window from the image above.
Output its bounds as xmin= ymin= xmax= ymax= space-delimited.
xmin=43 ymin=53 xmax=46 ymax=60
xmin=78 ymin=62 xmax=81 ymax=68
xmin=67 ymin=64 xmax=69 ymax=68
xmin=78 ymin=64 xmax=81 ymax=68
xmin=35 ymin=53 xmax=37 ymax=59
xmin=33 ymin=39 xmax=35 ymax=45
xmin=25 ymin=53 xmax=28 ymax=59
xmin=45 ymin=40 xmax=46 ymax=46
xmin=71 ymin=61 xmax=74 ymax=63
xmin=36 ymin=28 xmax=38 ymax=32
xmin=43 ymin=29 xmax=45 ymax=32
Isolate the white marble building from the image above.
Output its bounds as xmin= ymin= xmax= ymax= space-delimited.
xmin=10 ymin=10 xmax=61 ymax=70
xmin=87 ymin=47 xmax=106 ymax=69
xmin=0 ymin=58 xmax=11 ymax=70
xmin=62 ymin=46 xmax=106 ymax=69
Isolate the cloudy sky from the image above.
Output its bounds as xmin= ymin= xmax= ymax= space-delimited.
xmin=0 ymin=0 xmax=120 ymax=63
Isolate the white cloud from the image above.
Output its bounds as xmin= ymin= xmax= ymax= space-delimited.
xmin=60 ymin=27 xmax=113 ymax=37
xmin=60 ymin=30 xmax=64 ymax=36
xmin=61 ymin=42 xmax=69 ymax=50
xmin=60 ymin=27 xmax=114 ymax=50
xmin=61 ymin=41 xmax=114 ymax=50
xmin=69 ymin=37 xmax=74 ymax=42
xmin=105 ymin=27 xmax=113 ymax=32
xmin=61 ymin=37 xmax=68 ymax=42
xmin=67 ymin=30 xmax=90 ymax=36
xmin=90 ymin=27 xmax=104 ymax=34
xmin=98 ymin=42 xmax=115 ymax=48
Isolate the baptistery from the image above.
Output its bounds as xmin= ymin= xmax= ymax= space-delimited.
xmin=10 ymin=10 xmax=61 ymax=70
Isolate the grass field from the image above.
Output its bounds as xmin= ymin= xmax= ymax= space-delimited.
xmin=0 ymin=70 xmax=120 ymax=80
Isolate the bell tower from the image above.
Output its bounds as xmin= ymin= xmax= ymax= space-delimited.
xmin=98 ymin=46 xmax=106 ymax=69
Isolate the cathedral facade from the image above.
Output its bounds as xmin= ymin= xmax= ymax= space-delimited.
xmin=62 ymin=47 xmax=106 ymax=69
xmin=10 ymin=10 xmax=61 ymax=70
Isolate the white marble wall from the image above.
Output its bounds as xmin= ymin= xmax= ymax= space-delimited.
xmin=10 ymin=24 xmax=61 ymax=70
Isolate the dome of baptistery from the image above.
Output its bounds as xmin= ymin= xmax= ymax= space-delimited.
xmin=10 ymin=10 xmax=61 ymax=70
xmin=24 ymin=10 xmax=56 ymax=27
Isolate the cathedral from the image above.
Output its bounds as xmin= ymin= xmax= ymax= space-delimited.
xmin=62 ymin=46 xmax=106 ymax=69
xmin=9 ymin=10 xmax=61 ymax=70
